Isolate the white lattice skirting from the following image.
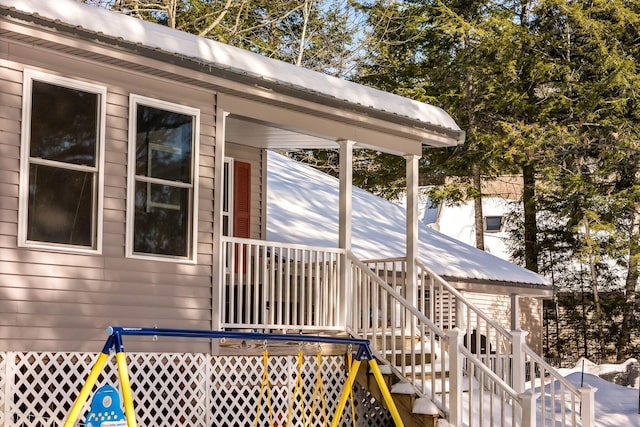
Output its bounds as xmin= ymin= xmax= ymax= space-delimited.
xmin=0 ymin=351 xmax=391 ymax=426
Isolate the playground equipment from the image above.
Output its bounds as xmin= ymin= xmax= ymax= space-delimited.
xmin=63 ymin=327 xmax=404 ymax=427
xmin=85 ymin=385 xmax=126 ymax=427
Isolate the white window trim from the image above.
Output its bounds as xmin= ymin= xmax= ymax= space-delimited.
xmin=222 ymin=157 xmax=234 ymax=237
xmin=126 ymin=94 xmax=200 ymax=263
xmin=18 ymin=69 xmax=106 ymax=254
xmin=483 ymin=215 xmax=503 ymax=233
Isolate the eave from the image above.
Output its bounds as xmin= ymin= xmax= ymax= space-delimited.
xmin=0 ymin=0 xmax=465 ymax=154
xmin=442 ymin=277 xmax=554 ymax=298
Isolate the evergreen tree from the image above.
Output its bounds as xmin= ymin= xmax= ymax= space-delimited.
xmin=358 ymin=0 xmax=640 ymax=360
xmin=356 ymin=0 xmax=544 ymax=260
xmin=530 ymin=0 xmax=640 ymax=360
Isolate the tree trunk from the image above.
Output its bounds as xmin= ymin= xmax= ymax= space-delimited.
xmin=579 ymin=272 xmax=589 ymax=358
xmin=472 ymin=163 xmax=485 ymax=250
xmin=197 ymin=0 xmax=235 ymax=37
xmin=295 ymin=0 xmax=312 ymax=66
xmin=168 ymin=0 xmax=177 ymax=29
xmin=583 ymin=218 xmax=606 ymax=360
xmin=617 ymin=204 xmax=640 ymax=361
xmin=522 ymin=163 xmax=538 ymax=272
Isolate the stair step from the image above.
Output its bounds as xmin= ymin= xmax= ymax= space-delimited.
xmin=389 ymin=352 xmax=435 ymax=366
xmin=354 ymin=360 xmax=441 ymax=427
xmin=372 ymin=336 xmax=423 ymax=351
xmin=388 ymin=357 xmax=450 ymax=381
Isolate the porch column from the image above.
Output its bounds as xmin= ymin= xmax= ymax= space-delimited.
xmin=405 ymin=154 xmax=420 ymax=308
xmin=211 ymin=103 xmax=229 ymax=353
xmin=339 ymin=140 xmax=355 ymax=328
xmin=511 ymin=294 xmax=520 ymax=330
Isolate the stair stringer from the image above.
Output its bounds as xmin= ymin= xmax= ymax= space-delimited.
xmin=353 ymin=359 xmax=441 ymax=427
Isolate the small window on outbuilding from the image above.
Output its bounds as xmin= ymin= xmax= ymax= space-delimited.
xmin=484 ymin=216 xmax=503 ymax=233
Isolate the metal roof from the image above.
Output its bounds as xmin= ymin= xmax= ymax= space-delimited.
xmin=0 ymin=0 xmax=464 ymax=146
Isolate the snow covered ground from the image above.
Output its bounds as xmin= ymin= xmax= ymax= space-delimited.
xmin=554 ymin=359 xmax=640 ymax=427
xmin=410 ymin=359 xmax=640 ymax=427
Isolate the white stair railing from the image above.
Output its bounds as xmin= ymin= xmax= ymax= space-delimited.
xmin=520 ymin=341 xmax=593 ymax=427
xmin=351 ymin=255 xmax=449 ymax=408
xmin=415 ymin=260 xmax=514 ymax=382
xmin=416 ymin=259 xmax=593 ymax=427
xmin=350 ymin=253 xmax=527 ymax=426
xmin=450 ymin=328 xmax=526 ymax=426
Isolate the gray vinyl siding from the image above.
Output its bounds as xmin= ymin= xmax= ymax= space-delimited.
xmin=225 ymin=142 xmax=263 ymax=240
xmin=0 ymin=41 xmax=217 ymax=352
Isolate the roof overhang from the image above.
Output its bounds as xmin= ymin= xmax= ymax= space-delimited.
xmin=0 ymin=0 xmax=464 ymax=155
xmin=443 ymin=278 xmax=553 ymax=298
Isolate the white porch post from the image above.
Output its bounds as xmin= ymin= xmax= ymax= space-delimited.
xmin=579 ymin=386 xmax=596 ymax=427
xmin=405 ymin=155 xmax=420 ymax=308
xmin=448 ymin=328 xmax=464 ymax=426
xmin=512 ymin=329 xmax=528 ymax=424
xmin=511 ymin=329 xmax=528 ymax=394
xmin=339 ymin=140 xmax=354 ymax=328
xmin=211 ymin=100 xmax=228 ymax=353
xmin=519 ymin=391 xmax=536 ymax=427
xmin=511 ymin=294 xmax=520 ymax=330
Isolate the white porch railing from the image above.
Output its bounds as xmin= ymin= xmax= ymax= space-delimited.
xmin=221 ymin=237 xmax=344 ymax=332
xmin=220 ymin=238 xmax=594 ymax=427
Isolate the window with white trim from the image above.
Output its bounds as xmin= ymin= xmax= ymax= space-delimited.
xmin=19 ymin=70 xmax=106 ymax=252
xmin=127 ymin=95 xmax=199 ymax=260
xmin=222 ymin=158 xmax=234 ymax=237
xmin=484 ymin=215 xmax=503 ymax=233
xmin=221 ymin=157 xmax=251 ymax=239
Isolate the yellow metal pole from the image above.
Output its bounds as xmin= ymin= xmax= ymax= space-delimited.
xmin=369 ymin=360 xmax=404 ymax=427
xmin=116 ymin=351 xmax=138 ymax=427
xmin=330 ymin=359 xmax=361 ymax=427
xmin=63 ymin=352 xmax=110 ymax=427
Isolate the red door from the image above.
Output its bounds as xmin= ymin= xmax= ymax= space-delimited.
xmin=233 ymin=161 xmax=250 ymax=273
xmin=233 ymin=161 xmax=251 ymax=239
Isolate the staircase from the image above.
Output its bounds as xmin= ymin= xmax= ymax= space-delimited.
xmin=355 ymin=359 xmax=440 ymax=427
xmin=349 ymin=253 xmax=595 ymax=427
xmin=220 ymin=236 xmax=594 ymax=426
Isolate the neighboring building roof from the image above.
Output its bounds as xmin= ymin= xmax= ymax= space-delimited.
xmin=266 ymin=151 xmax=550 ymax=289
xmin=0 ymin=0 xmax=463 ymax=145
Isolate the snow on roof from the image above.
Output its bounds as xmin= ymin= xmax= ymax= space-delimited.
xmin=0 ymin=0 xmax=462 ymax=141
xmin=267 ymin=151 xmax=549 ymax=287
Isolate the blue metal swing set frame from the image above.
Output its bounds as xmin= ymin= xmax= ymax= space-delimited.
xmin=63 ymin=326 xmax=404 ymax=427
